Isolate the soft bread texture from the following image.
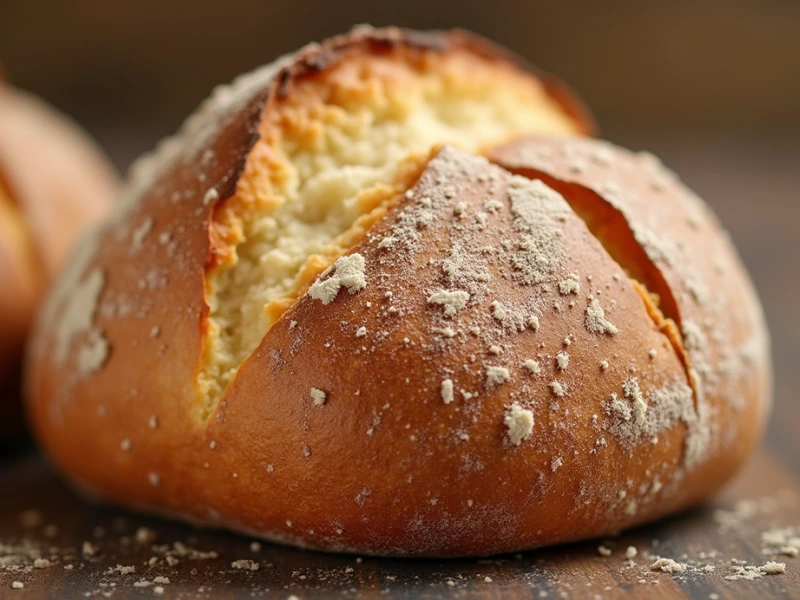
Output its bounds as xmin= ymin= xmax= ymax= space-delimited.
xmin=26 ymin=27 xmax=768 ymax=557
xmin=0 ymin=84 xmax=118 ymax=437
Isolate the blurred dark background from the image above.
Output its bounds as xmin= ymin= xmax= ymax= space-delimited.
xmin=1 ymin=0 xmax=798 ymax=461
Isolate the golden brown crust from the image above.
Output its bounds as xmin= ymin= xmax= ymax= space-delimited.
xmin=0 ymin=84 xmax=118 ymax=436
xmin=25 ymin=27 xmax=768 ymax=557
xmin=488 ymin=137 xmax=771 ymax=502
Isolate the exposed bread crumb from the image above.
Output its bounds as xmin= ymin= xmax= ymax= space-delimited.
xmin=310 ymin=388 xmax=326 ymax=406
xmin=504 ymin=403 xmax=534 ymax=446
xmin=307 ymin=254 xmax=367 ymax=305
xmin=527 ymin=315 xmax=540 ymax=330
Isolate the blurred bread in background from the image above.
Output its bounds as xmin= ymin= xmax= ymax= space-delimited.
xmin=0 ymin=81 xmax=119 ymax=439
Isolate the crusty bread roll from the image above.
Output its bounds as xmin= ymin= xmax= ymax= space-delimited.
xmin=26 ymin=26 xmax=769 ymax=556
xmin=0 ymin=82 xmax=118 ymax=438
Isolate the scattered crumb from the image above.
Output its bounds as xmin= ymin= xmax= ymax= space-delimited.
xmin=550 ymin=381 xmax=567 ymax=397
xmin=307 ymin=254 xmax=367 ymax=305
xmin=558 ymin=273 xmax=580 ymax=295
xmin=650 ymin=558 xmax=686 ymax=573
xmin=598 ymin=545 xmax=612 ymax=557
xmin=231 ymin=559 xmax=260 ymax=571
xmin=441 ymin=379 xmax=454 ymax=405
xmin=485 ymin=366 xmax=510 ymax=390
xmin=504 ymin=403 xmax=534 ymax=446
xmin=427 ymin=289 xmax=470 ymax=317
xmin=310 ymin=388 xmax=327 ymax=406
xmin=524 ymin=359 xmax=540 ymax=374
xmin=625 ymin=546 xmax=638 ymax=560
xmin=556 ymin=352 xmax=569 ymax=371
xmin=585 ymin=298 xmax=618 ymax=335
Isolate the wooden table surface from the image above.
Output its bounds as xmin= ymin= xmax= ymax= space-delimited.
xmin=1 ymin=130 xmax=798 ymax=599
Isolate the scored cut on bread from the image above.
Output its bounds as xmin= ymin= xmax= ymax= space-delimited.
xmin=25 ymin=26 xmax=769 ymax=557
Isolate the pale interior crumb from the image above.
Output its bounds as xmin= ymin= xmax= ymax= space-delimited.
xmin=195 ymin=47 xmax=579 ymax=419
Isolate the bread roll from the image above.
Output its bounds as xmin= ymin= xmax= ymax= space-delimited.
xmin=0 ymin=82 xmax=118 ymax=438
xmin=26 ymin=26 xmax=769 ymax=556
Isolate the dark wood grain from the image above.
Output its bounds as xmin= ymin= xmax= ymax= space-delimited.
xmin=1 ymin=131 xmax=799 ymax=599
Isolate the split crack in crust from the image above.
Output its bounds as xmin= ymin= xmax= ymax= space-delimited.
xmin=486 ymin=149 xmax=706 ymax=467
xmin=197 ymin=41 xmax=582 ymax=419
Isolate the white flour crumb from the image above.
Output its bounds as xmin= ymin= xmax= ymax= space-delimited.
xmin=550 ymin=381 xmax=567 ymax=397
xmin=556 ymin=352 xmax=570 ymax=371
xmin=524 ymin=359 xmax=541 ymax=374
xmin=600 ymin=360 xmax=609 ymax=371
xmin=528 ymin=316 xmax=540 ymax=330
xmin=203 ymin=188 xmax=219 ymax=205
xmin=558 ymin=273 xmax=581 ymax=295
xmin=504 ymin=403 xmax=534 ymax=446
xmin=130 ymin=217 xmax=154 ymax=252
xmin=355 ymin=326 xmax=367 ymax=338
xmin=485 ymin=366 xmax=510 ymax=390
xmin=598 ymin=545 xmax=612 ymax=557
xmin=489 ymin=345 xmax=502 ymax=355
xmin=231 ymin=559 xmax=260 ymax=571
xmin=441 ymin=379 xmax=454 ymax=405
xmin=551 ymin=457 xmax=563 ymax=472
xmin=310 ymin=388 xmax=326 ymax=406
xmin=625 ymin=546 xmax=638 ymax=559
xmin=427 ymin=289 xmax=470 ymax=317
xmin=308 ymin=254 xmax=367 ymax=305
xmin=586 ymin=298 xmax=618 ymax=334
xmin=650 ymin=558 xmax=686 ymax=573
